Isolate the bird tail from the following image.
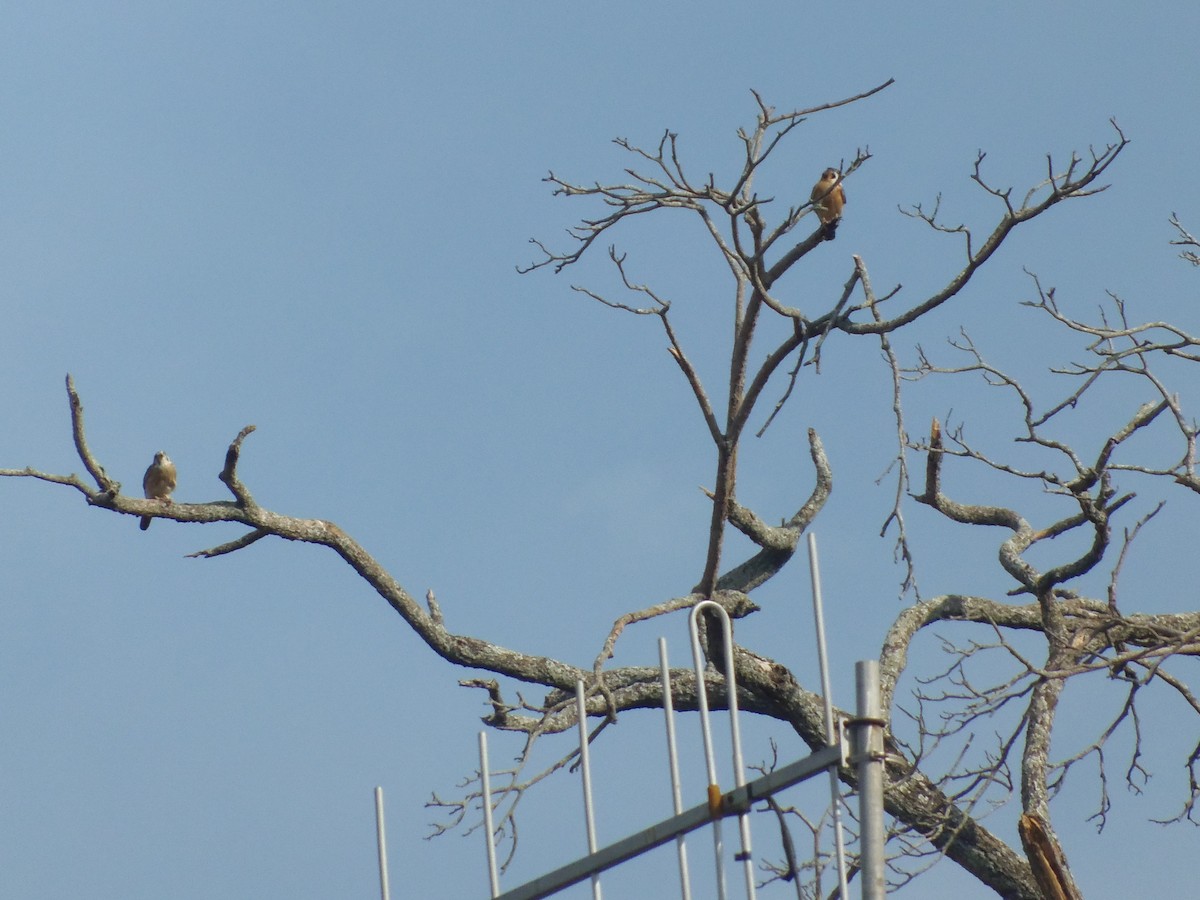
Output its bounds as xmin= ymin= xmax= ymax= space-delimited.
xmin=140 ymin=516 xmax=151 ymax=531
xmin=822 ymin=219 xmax=840 ymax=241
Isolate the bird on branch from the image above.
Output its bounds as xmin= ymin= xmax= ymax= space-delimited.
xmin=810 ymin=167 xmax=846 ymax=241
xmin=140 ymin=451 xmax=177 ymax=531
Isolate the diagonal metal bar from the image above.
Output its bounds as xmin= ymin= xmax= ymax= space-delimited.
xmin=495 ymin=744 xmax=844 ymax=900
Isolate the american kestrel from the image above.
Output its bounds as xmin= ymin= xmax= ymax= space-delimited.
xmin=140 ymin=451 xmax=177 ymax=531
xmin=810 ymin=168 xmax=846 ymax=241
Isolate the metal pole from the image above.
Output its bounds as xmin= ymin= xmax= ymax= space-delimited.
xmin=855 ymin=660 xmax=887 ymax=899
xmin=688 ymin=604 xmax=728 ymax=900
xmin=806 ymin=534 xmax=850 ymax=899
xmin=712 ymin=605 xmax=756 ymax=900
xmin=374 ymin=787 xmax=391 ymax=900
xmin=658 ymin=638 xmax=694 ymax=900
xmin=479 ymin=733 xmax=500 ymax=898
xmin=575 ymin=681 xmax=603 ymax=900
xmin=690 ymin=600 xmax=756 ymax=899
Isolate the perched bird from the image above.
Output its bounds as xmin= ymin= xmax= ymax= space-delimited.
xmin=810 ymin=168 xmax=846 ymax=240
xmin=140 ymin=451 xmax=177 ymax=531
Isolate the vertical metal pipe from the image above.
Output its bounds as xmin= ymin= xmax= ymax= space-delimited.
xmin=855 ymin=660 xmax=887 ymax=899
xmin=576 ymin=681 xmax=603 ymax=900
xmin=806 ymin=533 xmax=850 ymax=899
xmin=374 ymin=786 xmax=391 ymax=900
xmin=658 ymin=638 xmax=694 ymax=900
xmin=688 ymin=603 xmax=728 ymax=900
xmin=479 ymin=733 xmax=500 ymax=898
xmin=709 ymin=604 xmax=756 ymax=900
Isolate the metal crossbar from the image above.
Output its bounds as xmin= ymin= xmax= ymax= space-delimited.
xmin=494 ymin=743 xmax=844 ymax=900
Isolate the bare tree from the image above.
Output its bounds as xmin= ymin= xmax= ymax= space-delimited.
xmin=7 ymin=84 xmax=1198 ymax=898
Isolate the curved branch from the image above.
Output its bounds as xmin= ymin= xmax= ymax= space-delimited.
xmin=843 ymin=121 xmax=1128 ymax=335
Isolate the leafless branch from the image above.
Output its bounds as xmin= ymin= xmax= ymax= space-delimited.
xmin=1169 ymin=213 xmax=1200 ymax=266
xmin=18 ymin=93 xmax=1200 ymax=900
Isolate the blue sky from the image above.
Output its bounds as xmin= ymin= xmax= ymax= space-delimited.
xmin=3 ymin=3 xmax=1199 ymax=898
